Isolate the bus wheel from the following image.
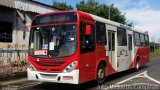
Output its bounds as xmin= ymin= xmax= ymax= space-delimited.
xmin=136 ymin=61 xmax=140 ymax=71
xmin=96 ymin=64 xmax=106 ymax=85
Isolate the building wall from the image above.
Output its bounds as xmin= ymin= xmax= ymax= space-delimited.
xmin=0 ymin=6 xmax=36 ymax=74
xmin=0 ymin=0 xmax=60 ymax=77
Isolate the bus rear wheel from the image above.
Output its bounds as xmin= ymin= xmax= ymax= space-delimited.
xmin=96 ymin=64 xmax=106 ymax=85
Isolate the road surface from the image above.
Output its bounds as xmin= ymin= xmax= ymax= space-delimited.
xmin=2 ymin=57 xmax=160 ymax=90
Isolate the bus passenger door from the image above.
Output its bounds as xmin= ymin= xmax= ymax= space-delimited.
xmin=128 ymin=34 xmax=133 ymax=67
xmin=108 ymin=31 xmax=116 ymax=71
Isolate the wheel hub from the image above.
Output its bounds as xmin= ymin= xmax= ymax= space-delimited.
xmin=98 ymin=69 xmax=104 ymax=79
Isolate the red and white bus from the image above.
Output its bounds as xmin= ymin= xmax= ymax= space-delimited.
xmin=27 ymin=10 xmax=150 ymax=84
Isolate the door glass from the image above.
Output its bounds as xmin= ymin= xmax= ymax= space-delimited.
xmin=112 ymin=32 xmax=115 ymax=51
xmin=128 ymin=35 xmax=132 ymax=50
xmin=108 ymin=31 xmax=115 ymax=51
xmin=108 ymin=31 xmax=112 ymax=51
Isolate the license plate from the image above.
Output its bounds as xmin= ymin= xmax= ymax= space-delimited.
xmin=34 ymin=50 xmax=47 ymax=55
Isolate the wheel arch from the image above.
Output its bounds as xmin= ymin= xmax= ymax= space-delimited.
xmin=135 ymin=55 xmax=140 ymax=67
xmin=136 ymin=56 xmax=140 ymax=63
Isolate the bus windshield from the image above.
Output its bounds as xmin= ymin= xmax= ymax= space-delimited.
xmin=29 ymin=24 xmax=77 ymax=58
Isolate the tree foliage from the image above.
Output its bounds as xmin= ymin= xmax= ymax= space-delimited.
xmin=52 ymin=0 xmax=133 ymax=26
xmin=76 ymin=0 xmax=98 ymax=14
xmin=76 ymin=0 xmax=132 ymax=26
xmin=150 ymin=42 xmax=160 ymax=52
xmin=52 ymin=1 xmax=73 ymax=10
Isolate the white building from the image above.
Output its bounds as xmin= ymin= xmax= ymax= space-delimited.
xmin=0 ymin=0 xmax=60 ymax=74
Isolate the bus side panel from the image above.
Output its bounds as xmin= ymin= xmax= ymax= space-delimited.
xmin=129 ymin=47 xmax=150 ymax=68
xmin=106 ymin=57 xmax=118 ymax=75
xmin=136 ymin=47 xmax=150 ymax=66
xmin=95 ymin=46 xmax=117 ymax=79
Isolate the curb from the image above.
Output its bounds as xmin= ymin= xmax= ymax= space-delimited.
xmin=151 ymin=57 xmax=160 ymax=60
xmin=0 ymin=72 xmax=27 ymax=82
xmin=0 ymin=78 xmax=28 ymax=85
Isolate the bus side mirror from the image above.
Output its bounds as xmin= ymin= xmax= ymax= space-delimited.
xmin=85 ymin=25 xmax=91 ymax=35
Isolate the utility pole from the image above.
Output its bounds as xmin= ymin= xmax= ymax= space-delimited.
xmin=154 ymin=40 xmax=156 ymax=52
xmin=107 ymin=0 xmax=111 ymax=20
xmin=108 ymin=4 xmax=110 ymax=20
xmin=153 ymin=36 xmax=156 ymax=52
xmin=52 ymin=0 xmax=55 ymax=5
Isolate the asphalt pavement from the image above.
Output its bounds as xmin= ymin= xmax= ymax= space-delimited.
xmin=1 ymin=57 xmax=160 ymax=90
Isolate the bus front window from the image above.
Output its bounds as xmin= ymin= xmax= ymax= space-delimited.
xmin=29 ymin=24 xmax=77 ymax=58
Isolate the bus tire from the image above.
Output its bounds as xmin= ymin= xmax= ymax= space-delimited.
xmin=96 ymin=64 xmax=106 ymax=85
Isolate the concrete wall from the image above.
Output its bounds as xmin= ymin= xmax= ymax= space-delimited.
xmin=0 ymin=6 xmax=36 ymax=75
xmin=0 ymin=0 xmax=60 ymax=79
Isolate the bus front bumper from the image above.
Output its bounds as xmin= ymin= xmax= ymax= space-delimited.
xmin=27 ymin=68 xmax=79 ymax=84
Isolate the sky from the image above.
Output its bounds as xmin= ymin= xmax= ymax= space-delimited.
xmin=34 ymin=0 xmax=160 ymax=42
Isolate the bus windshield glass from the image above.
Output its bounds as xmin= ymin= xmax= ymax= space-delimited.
xmin=29 ymin=24 xmax=77 ymax=58
xmin=32 ymin=12 xmax=77 ymax=26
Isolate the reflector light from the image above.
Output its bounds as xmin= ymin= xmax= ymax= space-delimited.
xmin=63 ymin=76 xmax=73 ymax=80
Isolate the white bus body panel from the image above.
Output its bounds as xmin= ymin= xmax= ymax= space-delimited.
xmin=27 ymin=68 xmax=79 ymax=84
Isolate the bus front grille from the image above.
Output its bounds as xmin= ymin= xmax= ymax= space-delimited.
xmin=39 ymin=68 xmax=60 ymax=73
xmin=35 ymin=61 xmax=65 ymax=66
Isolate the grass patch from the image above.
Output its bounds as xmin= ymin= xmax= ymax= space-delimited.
xmin=150 ymin=48 xmax=160 ymax=58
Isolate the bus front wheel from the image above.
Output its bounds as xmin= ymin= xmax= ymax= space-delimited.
xmin=96 ymin=64 xmax=106 ymax=85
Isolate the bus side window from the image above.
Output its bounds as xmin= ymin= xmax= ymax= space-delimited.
xmin=80 ymin=22 xmax=95 ymax=53
xmin=117 ymin=28 xmax=127 ymax=46
xmin=134 ymin=32 xmax=140 ymax=46
xmin=96 ymin=22 xmax=107 ymax=45
xmin=140 ymin=34 xmax=145 ymax=46
xmin=145 ymin=35 xmax=149 ymax=46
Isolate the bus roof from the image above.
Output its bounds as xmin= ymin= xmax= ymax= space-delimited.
xmin=34 ymin=10 xmax=146 ymax=34
xmin=88 ymin=13 xmax=144 ymax=34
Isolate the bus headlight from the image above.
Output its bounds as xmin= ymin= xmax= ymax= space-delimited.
xmin=63 ymin=61 xmax=78 ymax=73
xmin=28 ymin=62 xmax=36 ymax=71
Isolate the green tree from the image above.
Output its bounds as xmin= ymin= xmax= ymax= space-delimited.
xmin=76 ymin=0 xmax=98 ymax=14
xmin=76 ymin=0 xmax=133 ymax=26
xmin=52 ymin=1 xmax=73 ymax=10
xmin=127 ymin=22 xmax=134 ymax=27
xmin=52 ymin=0 xmax=133 ymax=26
xmin=150 ymin=42 xmax=159 ymax=50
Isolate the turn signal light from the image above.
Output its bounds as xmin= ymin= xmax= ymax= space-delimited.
xmin=63 ymin=76 xmax=73 ymax=81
